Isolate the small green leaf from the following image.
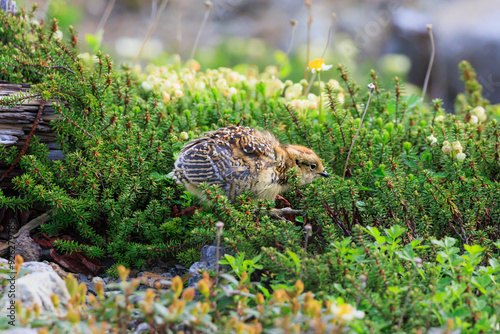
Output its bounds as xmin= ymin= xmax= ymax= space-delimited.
xmin=85 ymin=30 xmax=103 ymax=54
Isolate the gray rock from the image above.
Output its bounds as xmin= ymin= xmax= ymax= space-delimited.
xmin=188 ymin=261 xmax=210 ymax=287
xmin=21 ymin=261 xmax=55 ymax=273
xmin=133 ymin=322 xmax=151 ymax=334
xmin=92 ymin=276 xmax=105 ymax=286
xmin=189 ymin=261 xmax=210 ymax=273
xmin=160 ymin=272 xmax=173 ymax=278
xmin=0 ymin=0 xmax=17 ymax=14
xmin=200 ymin=245 xmax=227 ymax=267
xmin=13 ymin=231 xmax=42 ymax=262
xmin=0 ymin=270 xmax=70 ymax=316
xmin=103 ymin=276 xmax=114 ymax=284
xmin=77 ymin=275 xmax=107 ymax=296
xmin=40 ymin=249 xmax=53 ymax=262
xmin=188 ymin=245 xmax=228 ymax=287
xmin=0 ymin=134 xmax=18 ymax=147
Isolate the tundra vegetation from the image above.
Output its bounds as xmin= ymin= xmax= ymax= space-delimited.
xmin=1 ymin=6 xmax=500 ymax=333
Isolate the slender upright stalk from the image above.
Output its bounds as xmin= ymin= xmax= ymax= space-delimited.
xmin=175 ymin=5 xmax=184 ymax=55
xmin=421 ymin=24 xmax=435 ymax=102
xmin=317 ymin=71 xmax=322 ymax=121
xmin=277 ymin=19 xmax=298 ymax=77
xmin=190 ymin=1 xmax=213 ymax=61
xmin=300 ymin=224 xmax=312 ymax=279
xmin=215 ymin=221 xmax=224 ymax=286
xmin=96 ymin=0 xmax=116 ymax=34
xmin=343 ymin=83 xmax=375 ymax=178
xmin=304 ymin=71 xmax=316 ymax=96
xmin=133 ymin=0 xmax=169 ymax=66
xmin=304 ymin=0 xmax=313 ymax=80
xmin=321 ymin=12 xmax=336 ymax=58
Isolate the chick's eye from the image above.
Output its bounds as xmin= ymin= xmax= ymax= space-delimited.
xmin=310 ymin=164 xmax=317 ymax=170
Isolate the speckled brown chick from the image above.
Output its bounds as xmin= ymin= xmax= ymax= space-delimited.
xmin=171 ymin=126 xmax=329 ymax=202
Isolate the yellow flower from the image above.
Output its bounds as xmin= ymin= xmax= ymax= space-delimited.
xmin=307 ymin=58 xmax=333 ymax=73
xmin=331 ymin=303 xmax=365 ymax=321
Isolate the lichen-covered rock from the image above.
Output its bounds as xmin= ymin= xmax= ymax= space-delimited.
xmin=200 ymin=245 xmax=227 ymax=267
xmin=0 ymin=134 xmax=18 ymax=147
xmin=13 ymin=231 xmax=41 ymax=262
xmin=188 ymin=245 xmax=228 ymax=287
xmin=0 ymin=268 xmax=70 ymax=315
xmin=20 ymin=261 xmax=53 ymax=273
xmin=0 ymin=0 xmax=17 ymax=14
xmin=132 ymin=323 xmax=151 ymax=334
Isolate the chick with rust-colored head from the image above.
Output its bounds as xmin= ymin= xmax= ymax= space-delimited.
xmin=171 ymin=127 xmax=328 ymax=202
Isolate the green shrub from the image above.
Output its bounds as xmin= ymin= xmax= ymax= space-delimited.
xmin=1 ymin=256 xmax=369 ymax=333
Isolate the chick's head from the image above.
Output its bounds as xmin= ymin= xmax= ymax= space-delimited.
xmin=286 ymin=145 xmax=329 ymax=184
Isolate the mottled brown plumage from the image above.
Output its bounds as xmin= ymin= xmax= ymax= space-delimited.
xmin=171 ymin=126 xmax=328 ymax=201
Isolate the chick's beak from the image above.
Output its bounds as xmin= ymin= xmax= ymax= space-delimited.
xmin=318 ymin=172 xmax=329 ymax=178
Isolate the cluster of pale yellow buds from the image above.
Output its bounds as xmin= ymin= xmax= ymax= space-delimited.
xmin=287 ymin=99 xmax=317 ymax=111
xmin=435 ymin=115 xmax=445 ymax=122
xmin=174 ymin=89 xmax=184 ymax=98
xmin=466 ymin=106 xmax=487 ymax=124
xmin=226 ymin=87 xmax=238 ymax=97
xmin=472 ymin=106 xmax=487 ymax=123
xmin=265 ymin=77 xmax=286 ymax=97
xmin=285 ymin=83 xmax=303 ymax=99
xmin=427 ymin=134 xmax=438 ymax=146
xmin=228 ymin=71 xmax=245 ymax=83
xmin=442 ymin=141 xmax=452 ymax=154
xmin=141 ymin=74 xmax=184 ymax=95
xmin=442 ymin=140 xmax=466 ymax=161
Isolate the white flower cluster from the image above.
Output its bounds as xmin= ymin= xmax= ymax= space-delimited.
xmin=435 ymin=115 xmax=445 ymax=122
xmin=286 ymin=98 xmax=317 ymax=112
xmin=442 ymin=140 xmax=466 ymax=161
xmin=427 ymin=134 xmax=438 ymax=146
xmin=285 ymin=83 xmax=303 ymax=100
xmin=469 ymin=106 xmax=487 ymax=124
xmin=136 ymin=64 xmax=348 ymax=114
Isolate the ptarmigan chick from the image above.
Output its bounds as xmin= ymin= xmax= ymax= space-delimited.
xmin=171 ymin=127 xmax=329 ymax=202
